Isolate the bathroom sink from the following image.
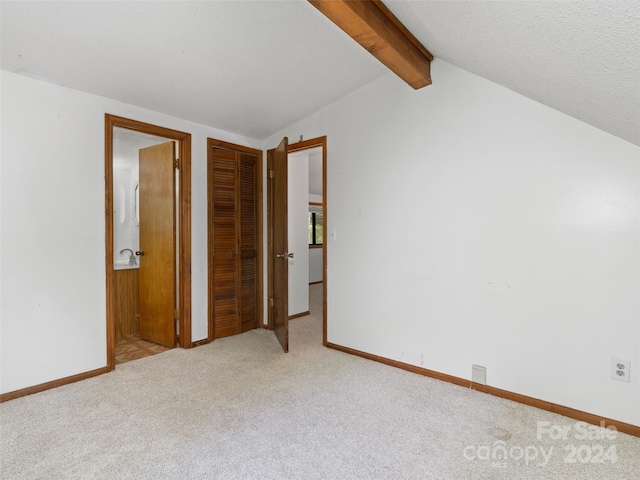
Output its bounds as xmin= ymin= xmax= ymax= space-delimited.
xmin=114 ymin=262 xmax=138 ymax=270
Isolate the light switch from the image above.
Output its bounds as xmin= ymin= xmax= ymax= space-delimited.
xmin=329 ymin=228 xmax=337 ymax=242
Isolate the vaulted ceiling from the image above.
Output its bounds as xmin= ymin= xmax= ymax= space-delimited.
xmin=2 ymin=1 xmax=638 ymax=146
xmin=388 ymin=0 xmax=640 ymax=147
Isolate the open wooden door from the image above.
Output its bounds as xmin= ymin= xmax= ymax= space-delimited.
xmin=138 ymin=141 xmax=176 ymax=347
xmin=271 ymin=137 xmax=289 ymax=352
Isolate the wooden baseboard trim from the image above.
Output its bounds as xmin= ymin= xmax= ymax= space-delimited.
xmin=289 ymin=311 xmax=310 ymax=320
xmin=309 ymin=281 xmax=323 ymax=285
xmin=0 ymin=366 xmax=110 ymax=403
xmin=326 ymin=342 xmax=640 ymax=437
xmin=191 ymin=339 xmax=209 ymax=347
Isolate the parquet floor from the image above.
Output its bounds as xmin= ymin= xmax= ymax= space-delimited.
xmin=115 ymin=334 xmax=171 ymax=365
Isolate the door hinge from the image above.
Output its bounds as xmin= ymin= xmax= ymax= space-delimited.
xmin=174 ymin=158 xmax=180 ymax=169
xmin=269 ymin=169 xmax=274 ymax=179
xmin=174 ymin=308 xmax=180 ymax=320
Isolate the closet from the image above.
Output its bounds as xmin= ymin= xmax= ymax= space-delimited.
xmin=208 ymin=145 xmax=260 ymax=339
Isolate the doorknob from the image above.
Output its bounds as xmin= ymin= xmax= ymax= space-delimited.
xmin=276 ymin=252 xmax=294 ymax=259
xmin=135 ymin=250 xmax=144 ymax=256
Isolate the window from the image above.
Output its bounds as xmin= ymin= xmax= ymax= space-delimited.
xmin=309 ymin=207 xmax=323 ymax=246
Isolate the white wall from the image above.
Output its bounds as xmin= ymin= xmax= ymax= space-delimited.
xmin=112 ymin=130 xmax=168 ymax=267
xmin=287 ymin=152 xmax=310 ymax=316
xmin=0 ymin=70 xmax=261 ymax=394
xmin=265 ymin=61 xmax=640 ymax=426
xmin=309 ymin=151 xmax=323 ymax=196
xmin=309 ymin=248 xmax=323 ymax=284
xmin=3 ymin=62 xmax=639 ymax=426
xmin=113 ymin=165 xmax=138 ymax=264
xmin=309 ymin=194 xmax=324 ymax=284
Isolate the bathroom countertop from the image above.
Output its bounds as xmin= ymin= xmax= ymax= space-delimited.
xmin=114 ymin=262 xmax=139 ymax=271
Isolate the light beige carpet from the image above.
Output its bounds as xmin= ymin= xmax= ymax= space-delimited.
xmin=1 ymin=285 xmax=639 ymax=479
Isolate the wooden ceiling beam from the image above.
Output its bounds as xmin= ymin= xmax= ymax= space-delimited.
xmin=308 ymin=0 xmax=433 ymax=89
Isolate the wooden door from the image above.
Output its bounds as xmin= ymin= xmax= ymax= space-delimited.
xmin=271 ymin=137 xmax=289 ymax=352
xmin=210 ymin=147 xmax=259 ymax=338
xmin=210 ymin=149 xmax=239 ymax=338
xmin=239 ymin=153 xmax=259 ymax=333
xmin=138 ymin=142 xmax=176 ymax=347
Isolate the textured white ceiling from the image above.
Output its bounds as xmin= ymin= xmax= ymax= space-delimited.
xmin=0 ymin=0 xmax=387 ymax=140
xmin=387 ymin=0 xmax=640 ymax=146
xmin=2 ymin=1 xmax=639 ymax=145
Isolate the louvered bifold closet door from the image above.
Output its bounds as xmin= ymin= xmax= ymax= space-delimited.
xmin=211 ymin=149 xmax=240 ymax=338
xmin=239 ymin=154 xmax=258 ymax=333
xmin=211 ymin=148 xmax=259 ymax=339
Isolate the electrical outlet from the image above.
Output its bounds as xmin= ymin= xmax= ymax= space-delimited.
xmin=610 ymin=358 xmax=630 ymax=383
xmin=472 ymin=365 xmax=486 ymax=385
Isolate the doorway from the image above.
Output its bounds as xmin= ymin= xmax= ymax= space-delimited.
xmin=267 ymin=136 xmax=327 ymax=350
xmin=287 ymin=146 xmax=323 ymax=320
xmin=104 ymin=115 xmax=192 ymax=370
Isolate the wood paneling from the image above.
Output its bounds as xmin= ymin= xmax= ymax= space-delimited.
xmin=208 ymin=141 xmax=262 ymax=340
xmin=114 ymin=269 xmax=140 ymax=338
xmin=308 ymin=0 xmax=433 ymax=89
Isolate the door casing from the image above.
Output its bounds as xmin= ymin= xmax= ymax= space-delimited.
xmin=267 ymin=136 xmax=328 ymax=346
xmin=105 ymin=114 xmax=192 ymax=370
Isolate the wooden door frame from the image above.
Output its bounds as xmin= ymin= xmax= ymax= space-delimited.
xmin=267 ymin=136 xmax=328 ymax=346
xmin=105 ymin=114 xmax=192 ymax=371
xmin=206 ymin=138 xmax=264 ymax=343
